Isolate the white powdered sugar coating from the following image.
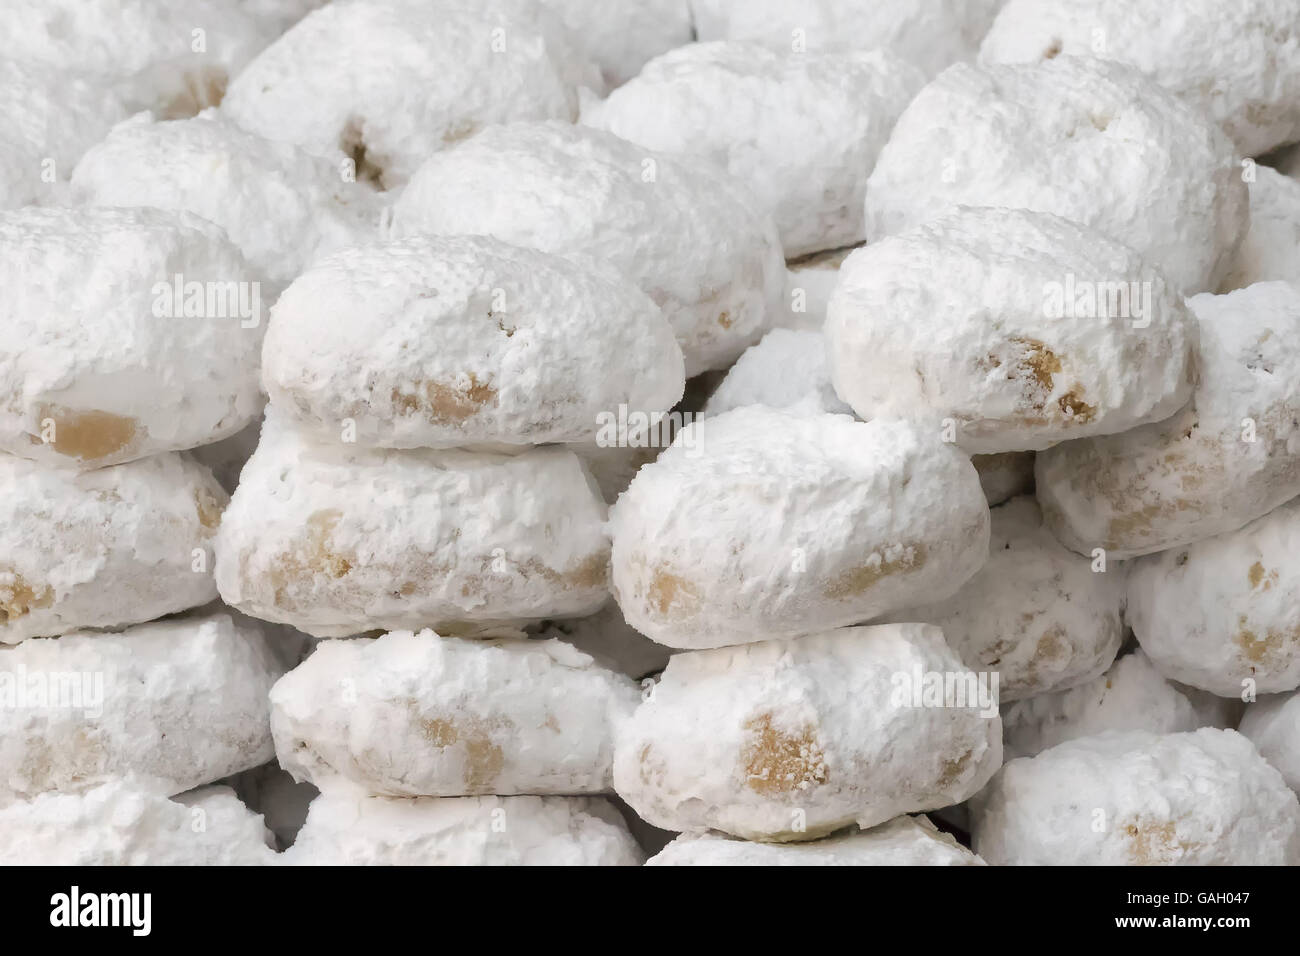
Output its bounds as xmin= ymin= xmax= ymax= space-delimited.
xmin=614 ymin=624 xmax=1003 ymax=841
xmin=390 ymin=121 xmax=784 ymax=376
xmin=583 ymin=43 xmax=924 ymax=257
xmin=702 ymin=329 xmax=852 ymax=419
xmin=0 ymin=206 xmax=264 ymax=469
xmin=1001 ymin=650 xmax=1229 ymax=760
xmin=972 ymin=729 xmax=1300 ymax=865
xmin=1220 ymin=165 xmax=1300 ymax=292
xmin=884 ymin=496 xmax=1124 ymax=702
xmin=1038 ymin=282 xmax=1300 ymax=558
xmin=0 ymin=60 xmax=131 ymax=210
xmin=0 ymin=779 xmax=276 ymax=865
xmin=610 ymin=409 xmax=990 ymax=649
xmin=864 ymin=57 xmax=1247 ymax=294
xmin=0 ymin=0 xmax=279 ymax=118
xmin=270 ymin=630 xmax=640 ymax=796
xmin=690 ymin=0 xmax=1004 ymax=79
xmin=0 ymin=612 xmax=284 ymax=802
xmin=1239 ymin=691 xmax=1300 ymax=793
xmin=0 ymin=452 xmax=224 ymax=644
xmin=647 ymin=815 xmax=984 ymax=866
xmin=828 ymin=208 xmax=1197 ymax=453
xmin=284 ymin=790 xmax=643 ymax=865
xmin=262 ymin=235 xmax=684 ymax=448
xmin=981 ymin=0 xmax=1300 ymax=157
xmin=71 ymin=111 xmax=385 ymax=284
xmin=1127 ymin=496 xmax=1300 ymax=697
xmin=215 ymin=410 xmax=610 ymax=637
xmin=222 ymin=0 xmax=597 ymax=189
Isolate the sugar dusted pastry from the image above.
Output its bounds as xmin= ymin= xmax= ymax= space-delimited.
xmin=884 ymin=496 xmax=1124 ymax=702
xmin=222 ymin=0 xmax=597 ymax=189
xmin=270 ymin=630 xmax=639 ymax=795
xmin=1239 ymin=691 xmax=1300 ymax=793
xmin=1001 ymin=650 xmax=1232 ymax=760
xmin=647 ymin=815 xmax=984 ymax=866
xmin=0 ymin=612 xmax=284 ymax=801
xmin=1126 ymin=496 xmax=1300 ymax=697
xmin=0 ymin=207 xmax=264 ymax=469
xmin=0 ymin=452 xmax=224 ymax=644
xmin=0 ymin=780 xmax=276 ymax=865
xmin=284 ymin=791 xmax=643 ymax=865
xmin=827 ymin=208 xmax=1196 ymax=453
xmin=610 ymin=408 xmax=989 ymax=649
xmin=214 ymin=410 xmax=610 ymax=637
xmin=71 ymin=111 xmax=385 ymax=284
xmin=864 ymin=57 xmax=1246 ymax=293
xmin=971 ymin=729 xmax=1300 ymax=865
xmin=1038 ymin=282 xmax=1300 ymax=558
xmin=583 ymin=43 xmax=924 ymax=256
xmin=981 ymin=0 xmax=1300 ymax=156
xmin=262 ymin=235 xmax=684 ymax=448
xmin=613 ymin=624 xmax=1003 ymax=841
xmin=391 ymin=121 xmax=784 ymax=376
xmin=690 ymin=0 xmax=1004 ymax=79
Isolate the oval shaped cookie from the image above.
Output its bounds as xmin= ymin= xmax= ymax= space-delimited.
xmin=610 ymin=408 xmax=989 ymax=648
xmin=827 ymin=207 xmax=1197 ymax=452
xmin=864 ymin=57 xmax=1246 ymax=293
xmin=1127 ymin=496 xmax=1300 ymax=697
xmin=971 ymin=729 xmax=1300 ymax=865
xmin=262 ymin=235 xmax=684 ymax=448
xmin=0 ymin=206 xmax=263 ymax=469
xmin=613 ymin=624 xmax=1003 ymax=840
xmin=0 ymin=612 xmax=284 ymax=801
xmin=214 ymin=410 xmax=610 ymax=637
xmin=71 ymin=111 xmax=384 ymax=284
xmin=222 ymin=0 xmax=595 ymax=189
xmin=270 ymin=630 xmax=640 ymax=795
xmin=283 ymin=791 xmax=643 ymax=865
xmin=583 ymin=42 xmax=923 ymax=256
xmin=0 ymin=452 xmax=224 ymax=644
xmin=981 ymin=0 xmax=1300 ymax=156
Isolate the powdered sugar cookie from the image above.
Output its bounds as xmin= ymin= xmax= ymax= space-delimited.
xmin=270 ymin=630 xmax=639 ymax=795
xmin=262 ymin=235 xmax=683 ymax=448
xmin=972 ymin=729 xmax=1300 ymax=864
xmin=864 ymin=57 xmax=1246 ymax=293
xmin=0 ymin=207 xmax=264 ymax=469
xmin=610 ymin=409 xmax=989 ymax=648
xmin=614 ymin=624 xmax=1003 ymax=840
xmin=828 ymin=207 xmax=1196 ymax=452
xmin=215 ymin=410 xmax=610 ymax=637
xmin=0 ymin=452 xmax=224 ymax=644
xmin=583 ymin=43 xmax=923 ymax=256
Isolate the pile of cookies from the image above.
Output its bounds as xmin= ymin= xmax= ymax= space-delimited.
xmin=3 ymin=0 xmax=1300 ymax=866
